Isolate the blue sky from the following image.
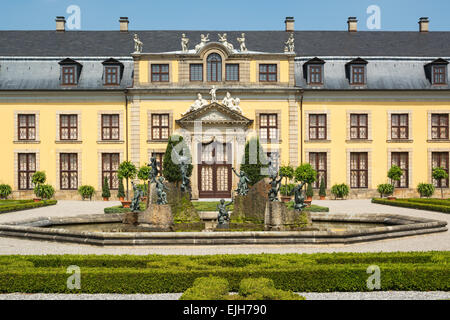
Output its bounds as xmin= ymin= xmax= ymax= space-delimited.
xmin=1 ymin=0 xmax=449 ymax=31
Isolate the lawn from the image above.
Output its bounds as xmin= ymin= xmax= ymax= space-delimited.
xmin=0 ymin=252 xmax=447 ymax=293
xmin=372 ymin=198 xmax=450 ymax=213
xmin=0 ymin=199 xmax=57 ymax=213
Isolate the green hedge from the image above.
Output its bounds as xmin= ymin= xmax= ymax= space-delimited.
xmin=0 ymin=200 xmax=57 ymax=213
xmin=0 ymin=252 xmax=448 ymax=293
xmin=372 ymin=198 xmax=450 ymax=213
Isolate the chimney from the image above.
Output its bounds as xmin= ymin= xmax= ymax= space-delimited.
xmin=347 ymin=17 xmax=358 ymax=32
xmin=285 ymin=17 xmax=295 ymax=32
xmin=419 ymin=17 xmax=429 ymax=32
xmin=119 ymin=17 xmax=129 ymax=32
xmin=55 ymin=16 xmax=66 ymax=32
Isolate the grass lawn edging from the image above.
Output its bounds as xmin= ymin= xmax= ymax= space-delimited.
xmin=0 ymin=200 xmax=57 ymax=214
xmin=0 ymin=252 xmax=448 ymax=293
xmin=372 ymin=198 xmax=450 ymax=213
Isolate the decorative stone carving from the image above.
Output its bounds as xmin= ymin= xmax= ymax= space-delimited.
xmin=209 ymin=85 xmax=217 ymax=102
xmin=133 ymin=34 xmax=143 ymax=53
xmin=221 ymin=92 xmax=242 ymax=113
xmin=237 ymin=33 xmax=247 ymax=52
xmin=218 ymin=33 xmax=234 ymax=51
xmin=284 ymin=33 xmax=295 ymax=53
xmin=181 ymin=33 xmax=189 ymax=52
xmin=194 ymin=34 xmax=210 ymax=51
xmin=183 ymin=93 xmax=208 ymax=115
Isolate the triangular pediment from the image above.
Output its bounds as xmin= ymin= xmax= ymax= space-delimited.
xmin=176 ymin=102 xmax=253 ymax=127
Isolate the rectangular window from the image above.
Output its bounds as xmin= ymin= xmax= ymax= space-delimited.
xmin=431 ymin=114 xmax=449 ymax=140
xmin=151 ymin=152 xmax=165 ymax=175
xmin=18 ymin=114 xmax=36 ymax=140
xmin=102 ymin=153 xmax=120 ymax=190
xmin=190 ymin=64 xmax=203 ymax=81
xmin=391 ymin=152 xmax=409 ymax=188
xmin=309 ymin=152 xmax=327 ymax=189
xmin=101 ymin=114 xmax=120 ymax=141
xmin=259 ymin=64 xmax=277 ymax=82
xmin=60 ymin=153 xmax=78 ymax=190
xmin=151 ymin=64 xmax=169 ymax=82
xmin=350 ymin=152 xmax=368 ymax=188
xmin=60 ymin=114 xmax=78 ymax=140
xmin=104 ymin=66 xmax=119 ymax=85
xmin=61 ymin=66 xmax=76 ymax=85
xmin=18 ymin=153 xmax=36 ymax=190
xmin=391 ymin=114 xmax=409 ymax=139
xmin=432 ymin=152 xmax=449 ymax=188
xmin=309 ymin=114 xmax=327 ymax=140
xmin=308 ymin=65 xmax=323 ymax=84
xmin=433 ymin=66 xmax=447 ymax=85
xmin=225 ymin=64 xmax=239 ymax=81
xmin=351 ymin=65 xmax=365 ymax=85
xmin=350 ymin=114 xmax=368 ymax=139
xmin=259 ymin=114 xmax=278 ymax=141
xmin=151 ymin=114 xmax=170 ymax=141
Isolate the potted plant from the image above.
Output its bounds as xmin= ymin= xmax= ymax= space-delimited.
xmin=137 ymin=165 xmax=151 ymax=202
xmin=0 ymin=184 xmax=12 ymax=200
xmin=117 ymin=161 xmax=137 ymax=207
xmin=417 ymin=183 xmax=435 ymax=198
xmin=31 ymin=171 xmax=47 ymax=202
xmin=78 ymin=185 xmax=95 ymax=201
xmin=305 ymin=183 xmax=314 ymax=206
xmin=387 ymin=165 xmax=403 ymax=200
xmin=279 ymin=165 xmax=294 ymax=202
xmin=117 ymin=179 xmax=125 ymax=202
xmin=294 ymin=163 xmax=317 ymax=205
xmin=102 ymin=177 xmax=111 ymax=201
xmin=319 ymin=177 xmax=326 ymax=200
xmin=280 ymin=184 xmax=294 ymax=203
xmin=377 ymin=183 xmax=394 ymax=198
xmin=331 ymin=183 xmax=350 ymax=200
xmin=432 ymin=167 xmax=449 ymax=199
xmin=39 ymin=184 xmax=55 ymax=200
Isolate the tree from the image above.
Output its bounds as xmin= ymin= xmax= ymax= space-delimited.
xmin=319 ymin=177 xmax=326 ymax=198
xmin=31 ymin=171 xmax=47 ymax=199
xmin=306 ymin=183 xmax=314 ymax=198
xmin=102 ymin=177 xmax=111 ymax=199
xmin=239 ymin=137 xmax=268 ymax=186
xmin=388 ymin=165 xmax=403 ymax=194
xmin=432 ymin=167 xmax=449 ymax=198
xmin=117 ymin=179 xmax=125 ymax=199
xmin=279 ymin=165 xmax=294 ymax=192
xmin=117 ymin=161 xmax=137 ymax=200
xmin=294 ymin=164 xmax=317 ymax=185
xmin=163 ymin=135 xmax=193 ymax=184
xmin=137 ymin=165 xmax=151 ymax=181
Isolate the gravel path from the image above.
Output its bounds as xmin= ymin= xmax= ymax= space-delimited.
xmin=0 ymin=291 xmax=448 ymax=300
xmin=0 ymin=200 xmax=448 ymax=255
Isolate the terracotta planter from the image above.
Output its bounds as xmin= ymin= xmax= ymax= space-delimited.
xmin=319 ymin=196 xmax=326 ymax=200
xmin=103 ymin=197 xmax=109 ymax=201
xmin=33 ymin=198 xmax=41 ymax=203
xmin=304 ymin=199 xmax=312 ymax=207
xmin=306 ymin=196 xmax=313 ymax=202
xmin=119 ymin=196 xmax=124 ymax=202
xmin=121 ymin=201 xmax=131 ymax=208
xmin=280 ymin=195 xmax=291 ymax=203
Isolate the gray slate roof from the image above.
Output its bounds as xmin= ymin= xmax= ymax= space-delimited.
xmin=0 ymin=30 xmax=450 ymax=57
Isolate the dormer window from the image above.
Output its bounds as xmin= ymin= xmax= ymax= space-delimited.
xmin=304 ymin=58 xmax=325 ymax=85
xmin=346 ymin=58 xmax=368 ymax=86
xmin=425 ymin=59 xmax=448 ymax=86
xmin=102 ymin=58 xmax=124 ymax=86
xmin=59 ymin=58 xmax=82 ymax=86
xmin=207 ymin=53 xmax=222 ymax=82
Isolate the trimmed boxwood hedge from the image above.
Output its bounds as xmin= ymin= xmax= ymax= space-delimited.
xmin=0 ymin=252 xmax=448 ymax=293
xmin=372 ymin=198 xmax=450 ymax=213
xmin=0 ymin=200 xmax=57 ymax=213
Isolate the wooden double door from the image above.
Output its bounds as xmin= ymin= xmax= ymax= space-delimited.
xmin=198 ymin=142 xmax=232 ymax=198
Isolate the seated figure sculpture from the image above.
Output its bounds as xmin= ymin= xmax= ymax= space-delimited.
xmin=291 ymin=181 xmax=307 ymax=211
xmin=217 ymin=198 xmax=233 ymax=225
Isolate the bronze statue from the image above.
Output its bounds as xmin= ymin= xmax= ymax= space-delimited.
xmin=291 ymin=181 xmax=307 ymax=211
xmin=217 ymin=198 xmax=233 ymax=225
xmin=148 ymin=156 xmax=159 ymax=183
xmin=130 ymin=181 xmax=143 ymax=212
xmin=179 ymin=157 xmax=191 ymax=194
xmin=232 ymin=167 xmax=250 ymax=196
xmin=155 ymin=176 xmax=168 ymax=205
xmin=268 ymin=172 xmax=282 ymax=202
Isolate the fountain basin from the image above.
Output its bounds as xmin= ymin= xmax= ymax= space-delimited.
xmin=0 ymin=212 xmax=446 ymax=246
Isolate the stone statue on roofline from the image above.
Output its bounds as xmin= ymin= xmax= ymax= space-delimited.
xmin=195 ymin=34 xmax=210 ymax=51
xmin=183 ymin=93 xmax=208 ymax=115
xmin=237 ymin=33 xmax=247 ymax=52
xmin=181 ymin=33 xmax=189 ymax=52
xmin=218 ymin=33 xmax=234 ymax=51
xmin=221 ymin=92 xmax=242 ymax=113
xmin=209 ymin=85 xmax=217 ymax=102
xmin=133 ymin=34 xmax=143 ymax=53
xmin=284 ymin=33 xmax=295 ymax=53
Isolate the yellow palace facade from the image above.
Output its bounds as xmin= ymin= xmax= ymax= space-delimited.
xmin=0 ymin=16 xmax=449 ymax=199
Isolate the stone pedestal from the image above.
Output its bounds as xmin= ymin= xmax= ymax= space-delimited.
xmin=264 ymin=201 xmax=312 ymax=231
xmin=122 ymin=212 xmax=139 ymax=225
xmin=233 ymin=178 xmax=270 ymax=222
xmin=137 ymin=204 xmax=173 ymax=231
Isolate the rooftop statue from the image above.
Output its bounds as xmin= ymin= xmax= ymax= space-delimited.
xmin=237 ymin=33 xmax=247 ymax=52
xmin=155 ymin=176 xmax=169 ymax=205
xmin=218 ymin=33 xmax=234 ymax=51
xmin=194 ymin=34 xmax=210 ymax=51
xmin=291 ymin=181 xmax=307 ymax=211
xmin=221 ymin=92 xmax=242 ymax=113
xmin=133 ymin=34 xmax=143 ymax=53
xmin=209 ymin=85 xmax=217 ymax=102
xmin=130 ymin=181 xmax=143 ymax=212
xmin=181 ymin=33 xmax=189 ymax=52
xmin=217 ymin=198 xmax=233 ymax=225
xmin=148 ymin=155 xmax=159 ymax=183
xmin=284 ymin=33 xmax=295 ymax=53
xmin=183 ymin=93 xmax=208 ymax=115
xmin=232 ymin=167 xmax=250 ymax=196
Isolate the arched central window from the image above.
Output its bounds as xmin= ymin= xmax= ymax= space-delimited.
xmin=207 ymin=53 xmax=222 ymax=82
